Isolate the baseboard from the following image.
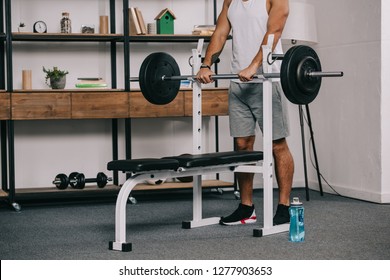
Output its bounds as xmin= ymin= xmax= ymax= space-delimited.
xmin=305 ymin=180 xmax=390 ymax=204
xmin=252 ymin=178 xmax=390 ymax=204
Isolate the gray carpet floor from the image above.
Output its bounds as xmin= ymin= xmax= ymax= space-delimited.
xmin=0 ymin=188 xmax=389 ymax=260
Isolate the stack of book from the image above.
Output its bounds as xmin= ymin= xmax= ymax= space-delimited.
xmin=129 ymin=7 xmax=147 ymax=35
xmin=75 ymin=78 xmax=108 ymax=88
xmin=192 ymin=25 xmax=216 ymax=36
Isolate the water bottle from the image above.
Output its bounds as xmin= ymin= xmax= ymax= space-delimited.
xmin=289 ymin=197 xmax=305 ymax=242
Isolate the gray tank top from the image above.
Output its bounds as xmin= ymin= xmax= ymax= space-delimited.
xmin=228 ymin=0 xmax=283 ymax=81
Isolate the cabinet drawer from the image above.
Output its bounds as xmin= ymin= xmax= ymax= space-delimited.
xmin=129 ymin=91 xmax=185 ymax=118
xmin=71 ymin=92 xmax=129 ymax=119
xmin=184 ymin=88 xmax=229 ymax=116
xmin=0 ymin=93 xmax=11 ymax=120
xmin=11 ymin=92 xmax=71 ymax=120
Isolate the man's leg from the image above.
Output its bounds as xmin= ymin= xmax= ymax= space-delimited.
xmin=235 ymin=135 xmax=255 ymax=206
xmin=219 ymin=135 xmax=257 ymax=225
xmin=273 ymin=138 xmax=294 ymax=224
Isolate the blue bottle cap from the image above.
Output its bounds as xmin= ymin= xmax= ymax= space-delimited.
xmin=291 ymin=197 xmax=303 ymax=205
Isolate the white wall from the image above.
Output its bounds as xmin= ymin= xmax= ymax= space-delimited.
xmin=308 ymin=0 xmax=389 ymax=203
xmin=381 ymin=0 xmax=390 ymax=202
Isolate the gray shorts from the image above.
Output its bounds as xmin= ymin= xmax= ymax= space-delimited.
xmin=229 ymin=81 xmax=290 ymax=140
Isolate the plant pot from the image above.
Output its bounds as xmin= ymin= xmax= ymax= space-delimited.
xmin=50 ymin=76 xmax=66 ymax=89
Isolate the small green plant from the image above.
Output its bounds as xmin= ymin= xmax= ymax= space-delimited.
xmin=43 ymin=66 xmax=69 ymax=87
xmin=18 ymin=22 xmax=26 ymax=32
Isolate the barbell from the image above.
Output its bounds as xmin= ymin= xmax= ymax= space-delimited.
xmin=130 ymin=45 xmax=343 ymax=105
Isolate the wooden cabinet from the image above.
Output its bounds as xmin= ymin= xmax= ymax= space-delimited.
xmin=11 ymin=92 xmax=71 ymax=120
xmin=184 ymin=88 xmax=229 ymax=117
xmin=129 ymin=91 xmax=185 ymax=118
xmin=71 ymin=91 xmax=129 ymax=119
xmin=8 ymin=88 xmax=229 ymax=120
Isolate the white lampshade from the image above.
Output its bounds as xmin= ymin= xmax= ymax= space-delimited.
xmin=282 ymin=2 xmax=318 ymax=44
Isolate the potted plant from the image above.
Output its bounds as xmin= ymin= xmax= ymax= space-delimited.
xmin=18 ymin=22 xmax=26 ymax=32
xmin=43 ymin=66 xmax=69 ymax=89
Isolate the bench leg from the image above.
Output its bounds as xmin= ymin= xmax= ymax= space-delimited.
xmin=109 ymin=177 xmax=139 ymax=252
xmin=256 ymin=170 xmax=289 ymax=236
xmin=182 ymin=175 xmax=220 ymax=229
xmin=253 ymin=59 xmax=289 ymax=238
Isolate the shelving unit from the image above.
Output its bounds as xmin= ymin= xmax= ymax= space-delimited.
xmin=0 ymin=0 xmax=232 ymax=210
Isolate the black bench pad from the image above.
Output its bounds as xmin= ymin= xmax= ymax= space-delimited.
xmin=107 ymin=158 xmax=180 ymax=173
xmin=164 ymin=151 xmax=263 ymax=168
xmin=107 ymin=151 xmax=263 ymax=173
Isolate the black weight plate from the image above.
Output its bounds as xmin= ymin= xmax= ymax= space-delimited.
xmin=75 ymin=173 xmax=86 ymax=189
xmin=139 ymin=52 xmax=181 ymax=105
xmin=68 ymin=172 xmax=79 ymax=188
xmin=54 ymin=173 xmax=68 ymax=190
xmin=280 ymin=46 xmax=300 ymax=104
xmin=96 ymin=172 xmax=108 ymax=188
xmin=281 ymin=45 xmax=322 ymax=105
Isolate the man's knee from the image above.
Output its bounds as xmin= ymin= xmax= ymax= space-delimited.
xmin=235 ymin=136 xmax=255 ymax=151
xmin=272 ymin=138 xmax=289 ymax=155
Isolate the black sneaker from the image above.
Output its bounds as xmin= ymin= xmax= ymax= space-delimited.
xmin=273 ymin=204 xmax=290 ymax=225
xmin=219 ymin=203 xmax=257 ymax=225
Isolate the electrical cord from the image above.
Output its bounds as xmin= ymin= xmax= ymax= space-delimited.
xmin=301 ymin=109 xmax=342 ymax=196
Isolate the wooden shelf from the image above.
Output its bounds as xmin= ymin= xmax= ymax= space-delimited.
xmin=11 ymin=92 xmax=71 ymax=120
xmin=14 ymin=184 xmax=121 ymax=201
xmin=184 ymin=88 xmax=229 ymax=116
xmin=72 ymin=91 xmax=129 ymax=119
xmin=128 ymin=34 xmax=215 ymax=43
xmin=12 ymin=180 xmax=233 ymax=201
xmin=128 ymin=34 xmax=232 ymax=43
xmin=129 ymin=91 xmax=185 ymax=118
xmin=16 ymin=184 xmax=120 ymax=195
xmin=129 ymin=88 xmax=229 ymax=118
xmin=8 ymin=88 xmax=229 ymax=120
xmin=12 ymin=32 xmax=123 ymax=42
xmin=0 ymin=92 xmax=10 ymax=119
xmin=10 ymin=33 xmax=229 ymax=43
xmin=0 ymin=190 xmax=8 ymax=198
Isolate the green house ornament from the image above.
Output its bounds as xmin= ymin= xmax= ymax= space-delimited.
xmin=154 ymin=8 xmax=176 ymax=34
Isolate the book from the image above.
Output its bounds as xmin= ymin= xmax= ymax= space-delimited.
xmin=135 ymin=7 xmax=147 ymax=35
xmin=192 ymin=25 xmax=216 ymax=36
xmin=75 ymin=78 xmax=107 ymax=88
xmin=129 ymin=7 xmax=142 ymax=35
xmin=75 ymin=83 xmax=108 ymax=88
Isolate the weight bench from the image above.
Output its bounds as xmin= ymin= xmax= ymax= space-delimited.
xmin=108 ymin=150 xmax=290 ymax=252
xmin=108 ymin=37 xmax=289 ymax=252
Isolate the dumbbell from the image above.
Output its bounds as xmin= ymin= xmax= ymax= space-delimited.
xmin=69 ymin=172 xmax=112 ymax=189
xmin=53 ymin=172 xmax=84 ymax=189
xmin=53 ymin=173 xmax=70 ymax=189
xmin=53 ymin=172 xmax=112 ymax=189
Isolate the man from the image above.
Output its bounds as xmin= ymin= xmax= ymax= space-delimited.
xmin=196 ymin=0 xmax=294 ymax=225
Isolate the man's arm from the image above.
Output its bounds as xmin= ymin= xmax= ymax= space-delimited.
xmin=239 ymin=0 xmax=289 ymax=81
xmin=196 ymin=0 xmax=232 ymax=84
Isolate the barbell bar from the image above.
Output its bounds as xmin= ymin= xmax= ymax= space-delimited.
xmin=130 ymin=45 xmax=343 ymax=105
xmin=131 ymin=71 xmax=341 ymax=82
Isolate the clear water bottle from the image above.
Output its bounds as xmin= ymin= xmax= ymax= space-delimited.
xmin=61 ymin=12 xmax=72 ymax=33
xmin=289 ymin=197 xmax=305 ymax=242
